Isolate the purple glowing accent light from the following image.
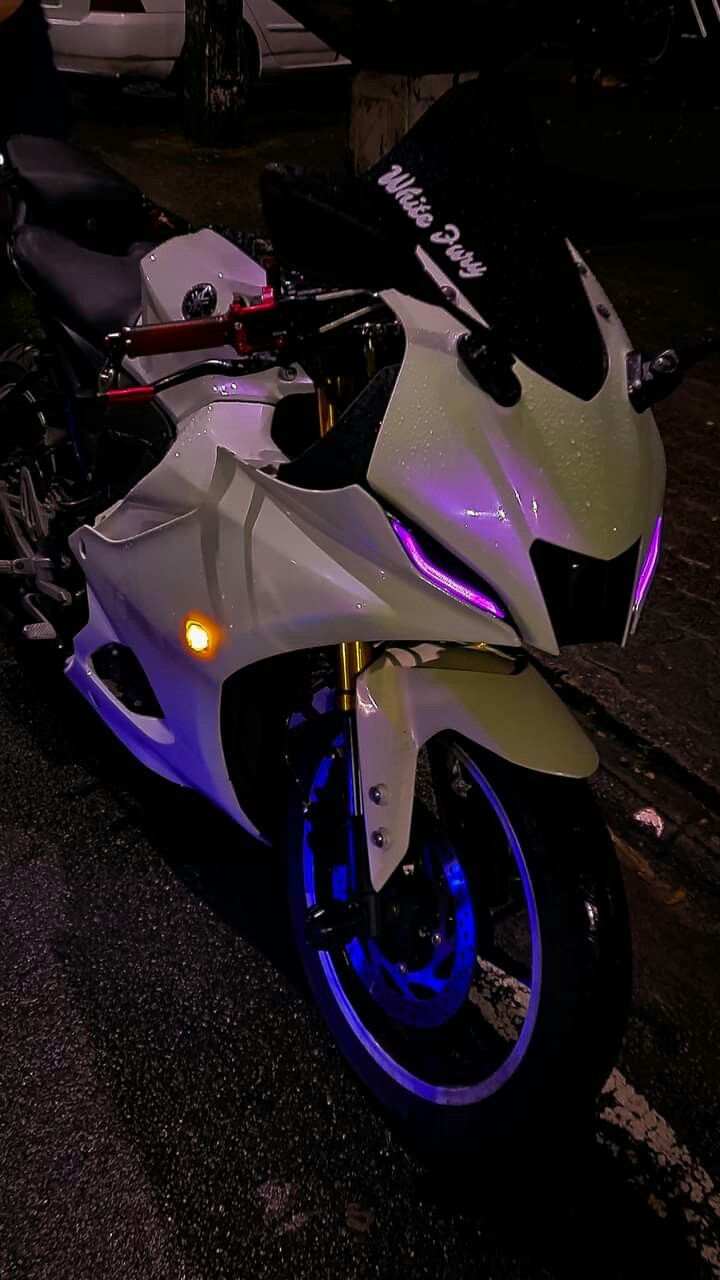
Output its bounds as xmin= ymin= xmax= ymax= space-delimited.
xmin=634 ymin=516 xmax=663 ymax=610
xmin=390 ymin=518 xmax=506 ymax=620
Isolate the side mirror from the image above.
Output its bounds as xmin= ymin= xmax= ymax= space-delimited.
xmin=628 ymin=331 xmax=720 ymax=413
xmin=457 ymin=332 xmax=522 ymax=408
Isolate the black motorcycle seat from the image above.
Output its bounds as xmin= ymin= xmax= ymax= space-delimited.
xmin=12 ymin=225 xmax=152 ymax=346
xmin=5 ymin=134 xmax=145 ymax=244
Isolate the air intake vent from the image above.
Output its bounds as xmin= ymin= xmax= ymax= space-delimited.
xmin=91 ymin=644 xmax=164 ymax=718
xmin=530 ymin=539 xmax=640 ymax=647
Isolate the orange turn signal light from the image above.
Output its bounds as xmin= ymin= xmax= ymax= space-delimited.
xmin=182 ymin=612 xmax=223 ymax=660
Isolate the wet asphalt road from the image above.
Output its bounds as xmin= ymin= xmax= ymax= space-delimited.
xmin=0 ymin=618 xmax=718 ymax=1280
xmin=1 ymin=50 xmax=720 ymax=1280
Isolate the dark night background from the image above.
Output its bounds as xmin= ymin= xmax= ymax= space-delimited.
xmin=0 ymin=7 xmax=719 ymax=1278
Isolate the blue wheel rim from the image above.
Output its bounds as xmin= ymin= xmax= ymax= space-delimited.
xmin=302 ymin=743 xmax=542 ymax=1106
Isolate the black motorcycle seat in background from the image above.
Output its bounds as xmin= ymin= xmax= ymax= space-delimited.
xmin=7 ymin=135 xmax=142 ymax=223
xmin=11 ymin=224 xmax=152 ymax=344
xmin=6 ymin=134 xmax=148 ymax=251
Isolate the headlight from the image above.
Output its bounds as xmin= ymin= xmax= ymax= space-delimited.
xmin=389 ymin=517 xmax=507 ymax=621
xmin=633 ymin=516 xmax=663 ymax=615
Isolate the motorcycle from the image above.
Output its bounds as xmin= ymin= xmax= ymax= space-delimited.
xmin=0 ymin=80 xmax=712 ymax=1152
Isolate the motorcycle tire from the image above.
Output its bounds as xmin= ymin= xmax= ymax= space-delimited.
xmin=288 ymin=730 xmax=631 ymax=1156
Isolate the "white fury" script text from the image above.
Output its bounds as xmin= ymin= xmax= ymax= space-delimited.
xmin=377 ymin=165 xmax=488 ymax=281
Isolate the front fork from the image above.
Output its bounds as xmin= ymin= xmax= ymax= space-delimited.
xmin=304 ymin=640 xmax=379 ymax=951
xmin=337 ymin=640 xmax=376 ymax=898
xmin=304 ymin=340 xmax=381 ymax=951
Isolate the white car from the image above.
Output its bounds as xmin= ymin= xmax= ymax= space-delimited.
xmin=43 ymin=0 xmax=344 ymax=84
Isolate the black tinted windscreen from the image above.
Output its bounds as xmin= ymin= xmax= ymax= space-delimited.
xmin=362 ymin=79 xmax=608 ymax=402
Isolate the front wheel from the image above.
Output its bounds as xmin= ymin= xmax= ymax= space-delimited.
xmin=288 ymin=733 xmax=631 ymax=1153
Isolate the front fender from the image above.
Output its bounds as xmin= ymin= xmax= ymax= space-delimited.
xmin=355 ymin=644 xmax=598 ymax=890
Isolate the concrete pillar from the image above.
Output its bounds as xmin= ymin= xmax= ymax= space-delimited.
xmin=349 ymin=69 xmax=479 ymax=173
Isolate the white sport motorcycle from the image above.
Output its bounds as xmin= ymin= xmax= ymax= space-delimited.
xmin=1 ymin=81 xmax=704 ymax=1152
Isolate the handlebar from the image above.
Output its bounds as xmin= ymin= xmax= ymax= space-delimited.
xmin=103 ymin=283 xmax=521 ymax=411
xmin=105 ymin=291 xmax=280 ymax=363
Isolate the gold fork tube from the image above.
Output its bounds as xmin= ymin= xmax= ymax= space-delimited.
xmin=317 ymin=383 xmax=336 ymax=436
xmin=336 ymin=641 xmax=374 ymax=713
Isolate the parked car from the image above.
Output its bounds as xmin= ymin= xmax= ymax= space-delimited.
xmin=42 ymin=0 xmax=345 ymax=85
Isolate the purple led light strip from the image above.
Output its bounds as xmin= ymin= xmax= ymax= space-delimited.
xmin=634 ymin=516 xmax=663 ymax=610
xmin=390 ymin=518 xmax=506 ymax=619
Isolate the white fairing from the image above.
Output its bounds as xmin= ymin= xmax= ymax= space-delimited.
xmin=370 ymin=272 xmax=665 ymax=654
xmin=356 ymin=644 xmax=599 ymax=890
xmin=66 ymin=233 xmax=664 ymax=849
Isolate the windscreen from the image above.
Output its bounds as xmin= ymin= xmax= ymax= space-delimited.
xmin=361 ymin=79 xmax=608 ymax=402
